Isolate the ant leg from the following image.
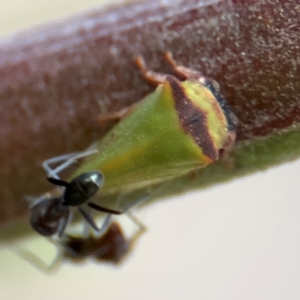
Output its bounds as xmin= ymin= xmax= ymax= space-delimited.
xmin=126 ymin=211 xmax=146 ymax=231
xmin=90 ymin=214 xmax=113 ymax=238
xmin=25 ymin=193 xmax=51 ymax=209
xmin=112 ymin=190 xmax=147 ymax=214
xmin=79 ymin=208 xmax=114 ymax=237
xmin=43 ymin=152 xmax=83 ymax=176
xmin=47 ymin=249 xmax=65 ymax=273
xmin=123 ymin=180 xmax=172 ymax=213
xmin=77 ymin=207 xmax=99 ymax=231
xmin=97 ymin=214 xmax=113 ymax=236
xmin=79 ymin=203 xmax=121 ymax=235
xmin=42 ymin=149 xmax=98 ymax=179
xmin=9 ymin=240 xmax=63 ymax=273
xmin=49 ymin=149 xmax=98 ymax=178
xmin=82 ymin=216 xmax=91 ymax=238
xmin=135 ymin=55 xmax=167 ymax=85
xmin=117 ymin=184 xmax=169 ymax=234
xmin=57 ymin=211 xmax=72 ymax=238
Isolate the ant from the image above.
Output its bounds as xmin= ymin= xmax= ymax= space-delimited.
xmin=14 ymin=213 xmax=145 ymax=272
xmin=28 ymin=149 xmax=122 ymax=237
xmin=58 ymin=213 xmax=145 ymax=266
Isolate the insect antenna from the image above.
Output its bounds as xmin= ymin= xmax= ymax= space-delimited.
xmin=47 ymin=177 xmax=69 ymax=187
xmin=88 ymin=202 xmax=122 ymax=215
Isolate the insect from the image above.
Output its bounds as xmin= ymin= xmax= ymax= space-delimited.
xmin=29 ymin=52 xmax=237 ymax=236
xmin=15 ymin=214 xmax=145 ymax=272
xmin=59 ymin=213 xmax=145 ymax=265
xmin=69 ymin=52 xmax=237 ymax=211
xmin=28 ymin=150 xmax=122 ymax=237
xmin=61 ymin=223 xmax=132 ymax=264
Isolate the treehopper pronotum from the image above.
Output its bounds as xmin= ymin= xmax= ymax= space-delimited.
xmin=71 ymin=52 xmax=238 ymax=210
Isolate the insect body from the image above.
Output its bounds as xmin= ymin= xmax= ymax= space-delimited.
xmin=55 ymin=212 xmax=145 ymax=269
xmin=29 ymin=151 xmax=121 ymax=237
xmin=16 ymin=216 xmax=145 ymax=272
xmin=62 ymin=223 xmax=128 ymax=263
xmin=29 ymin=52 xmax=237 ymax=236
xmin=71 ymin=53 xmax=237 ymax=203
xmin=61 ymin=221 xmax=142 ymax=264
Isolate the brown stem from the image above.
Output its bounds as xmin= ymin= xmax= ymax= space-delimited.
xmin=0 ymin=0 xmax=299 ymax=227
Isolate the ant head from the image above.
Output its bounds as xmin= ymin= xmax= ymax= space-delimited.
xmin=63 ymin=171 xmax=104 ymax=207
xmin=29 ymin=197 xmax=69 ymax=237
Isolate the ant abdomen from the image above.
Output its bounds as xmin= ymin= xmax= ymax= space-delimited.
xmin=30 ymin=197 xmax=69 ymax=237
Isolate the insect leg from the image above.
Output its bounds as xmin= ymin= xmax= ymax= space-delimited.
xmin=98 ymin=102 xmax=141 ymax=124
xmin=43 ymin=149 xmax=98 ymax=179
xmin=86 ymin=213 xmax=113 ymax=238
xmin=164 ymin=52 xmax=206 ymax=83
xmin=135 ymin=55 xmax=167 ymax=85
xmin=9 ymin=239 xmax=63 ymax=273
xmin=122 ymin=180 xmax=172 ymax=213
xmin=43 ymin=152 xmax=83 ymax=175
xmin=78 ymin=202 xmax=114 ymax=237
xmin=80 ymin=203 xmax=121 ymax=235
xmin=26 ymin=193 xmax=51 ymax=209
xmin=57 ymin=210 xmax=72 ymax=238
xmin=77 ymin=207 xmax=100 ymax=231
xmin=79 ymin=208 xmax=114 ymax=238
xmin=126 ymin=211 xmax=146 ymax=231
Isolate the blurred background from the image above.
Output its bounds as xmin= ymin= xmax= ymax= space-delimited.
xmin=0 ymin=1 xmax=300 ymax=299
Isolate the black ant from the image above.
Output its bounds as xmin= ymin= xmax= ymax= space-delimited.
xmin=28 ymin=149 xmax=122 ymax=237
